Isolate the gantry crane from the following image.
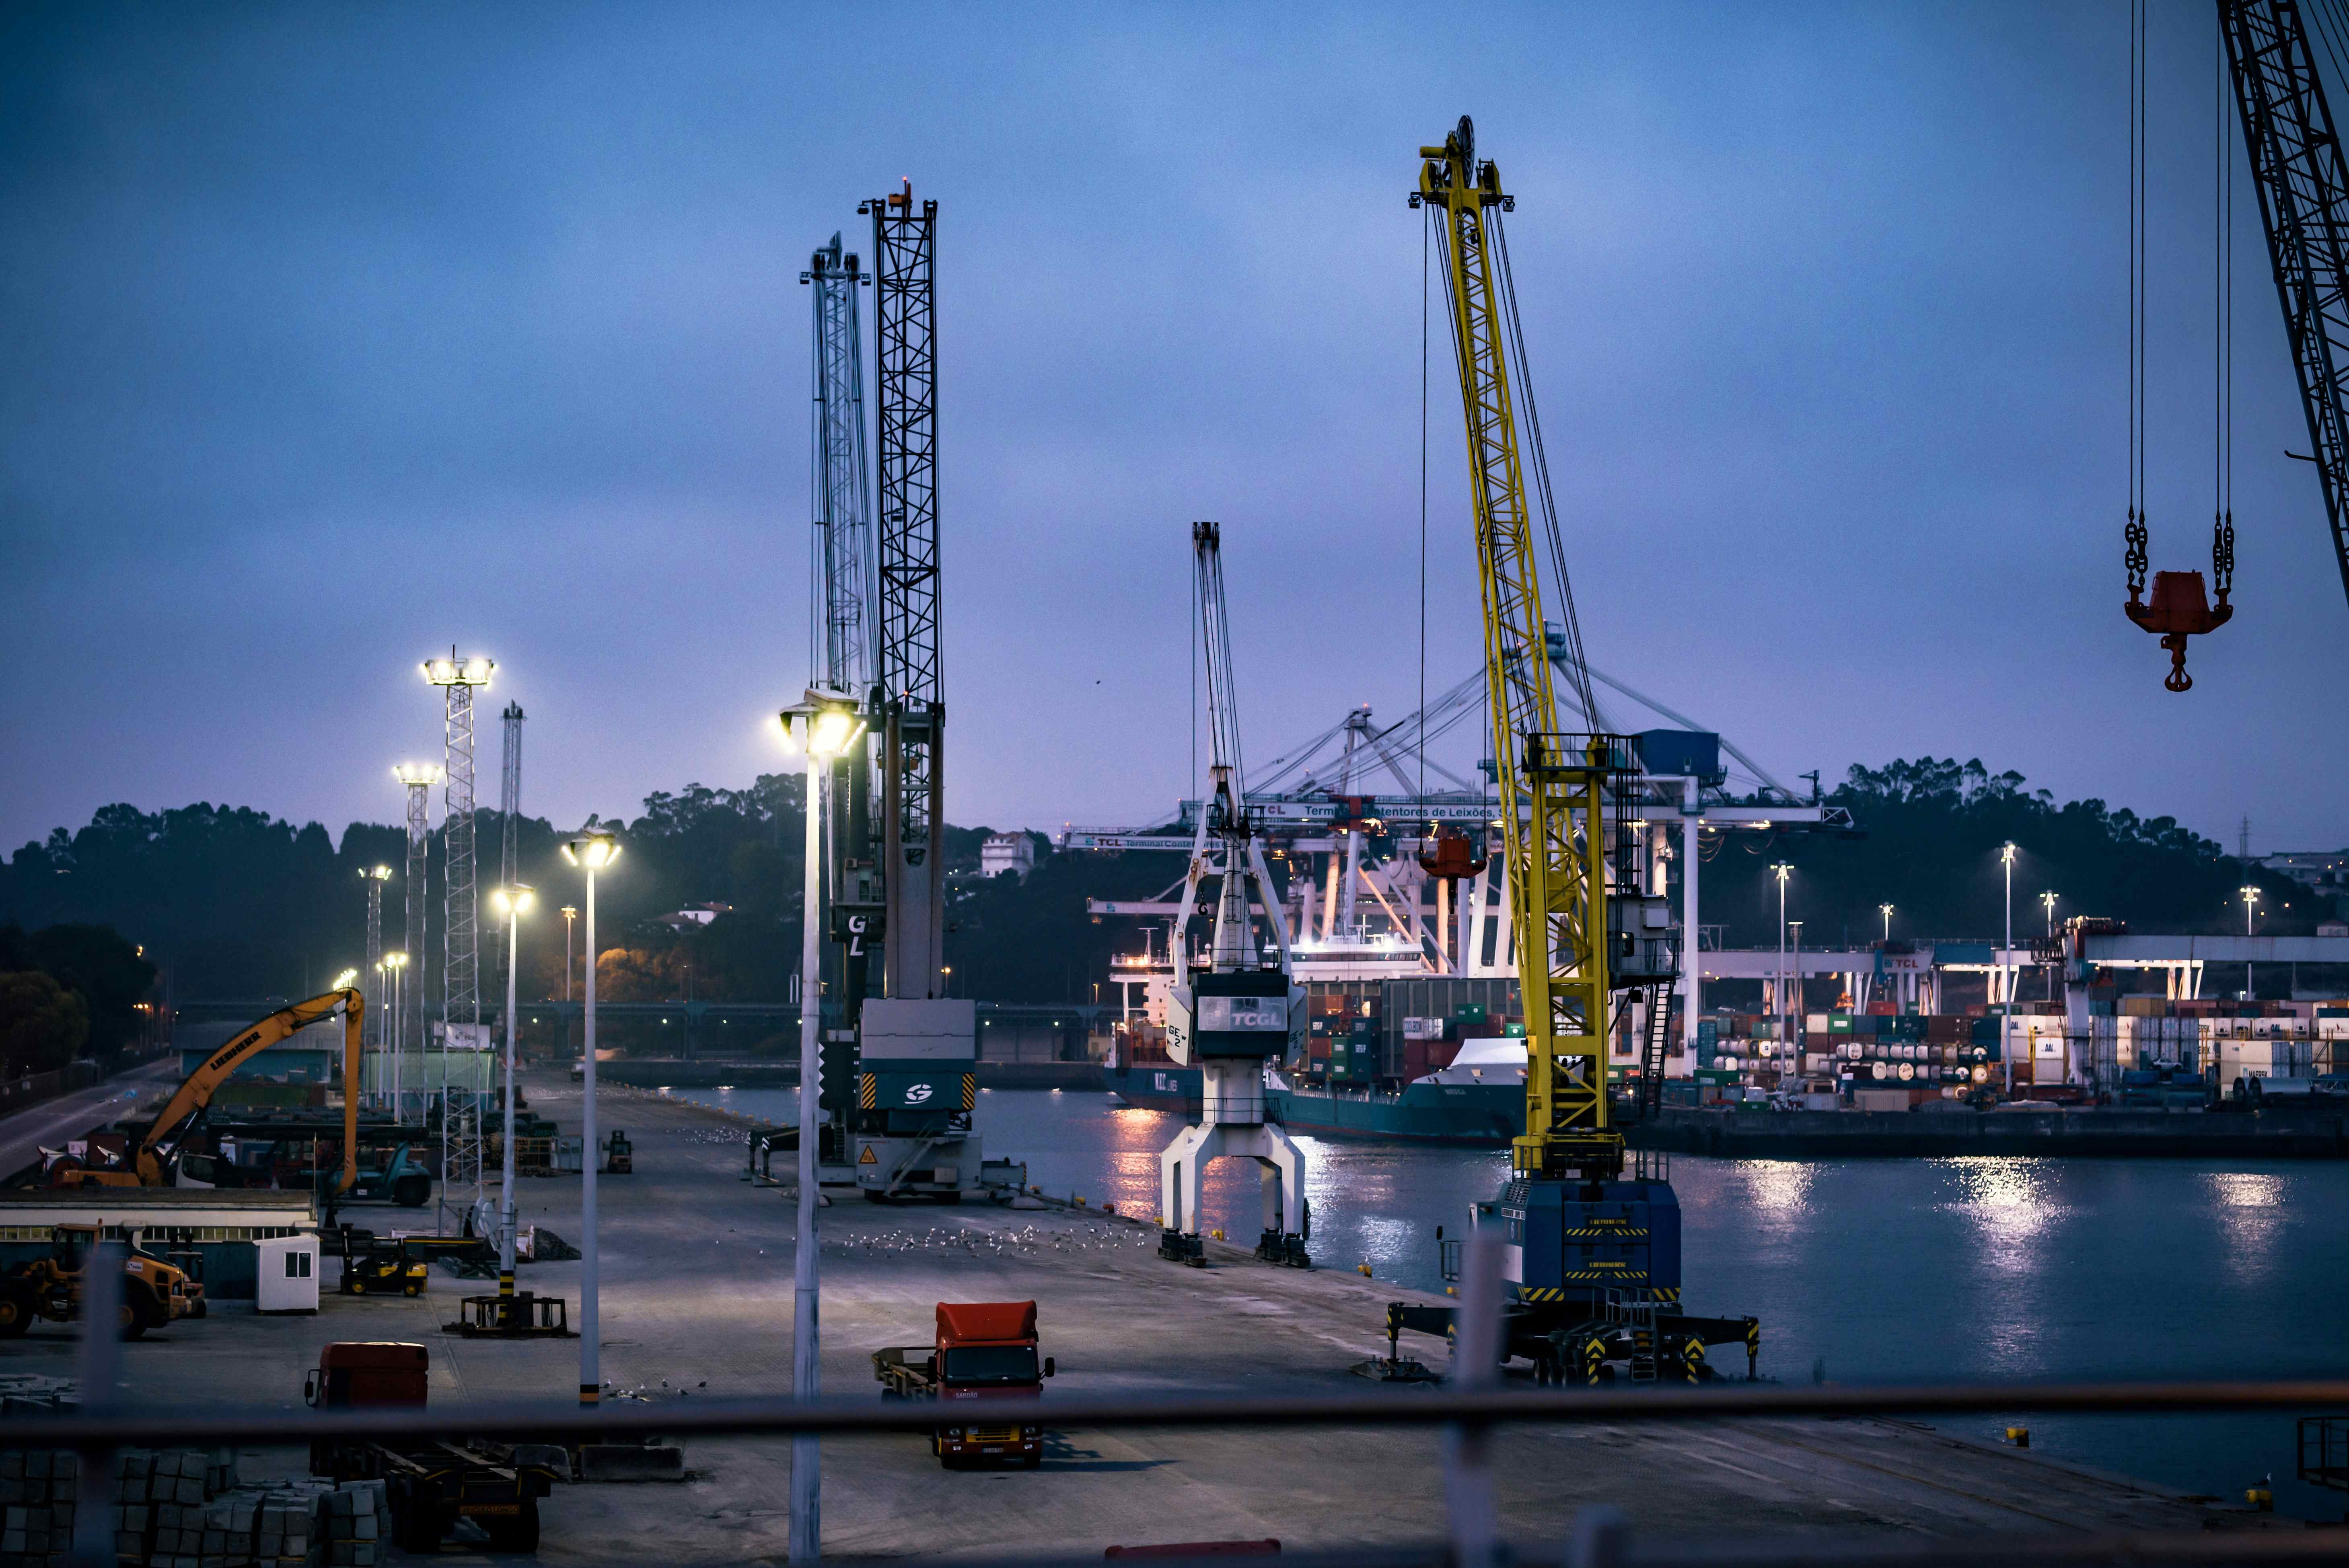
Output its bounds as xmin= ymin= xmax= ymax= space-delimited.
xmin=1156 ymin=521 xmax=1310 ymax=1268
xmin=1382 ymin=118 xmax=1755 ymax=1384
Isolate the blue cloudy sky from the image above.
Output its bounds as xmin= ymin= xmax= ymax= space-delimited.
xmin=4 ymin=2 xmax=2341 ymax=854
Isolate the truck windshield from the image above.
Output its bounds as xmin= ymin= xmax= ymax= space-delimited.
xmin=940 ymin=1346 xmax=1038 ymax=1385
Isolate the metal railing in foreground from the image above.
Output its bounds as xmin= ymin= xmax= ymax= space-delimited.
xmin=10 ymin=1377 xmax=2349 ymax=1451
xmin=25 ymin=1241 xmax=2348 ymax=1566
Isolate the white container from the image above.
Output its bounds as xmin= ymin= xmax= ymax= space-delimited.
xmin=255 ymin=1233 xmax=319 ymax=1314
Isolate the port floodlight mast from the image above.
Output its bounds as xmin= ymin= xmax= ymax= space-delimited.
xmin=1157 ymin=522 xmax=1310 ymax=1270
xmin=424 ymin=654 xmax=494 ymax=1238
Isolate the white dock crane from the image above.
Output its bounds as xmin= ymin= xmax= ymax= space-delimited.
xmin=1157 ymin=522 xmax=1311 ymax=1269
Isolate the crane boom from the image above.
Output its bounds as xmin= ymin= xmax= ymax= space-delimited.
xmin=804 ymin=233 xmax=878 ymax=694
xmin=2222 ymin=0 xmax=2349 ymax=608
xmin=866 ymin=181 xmax=946 ymax=999
xmin=1416 ymin=116 xmax=1623 ymax=1182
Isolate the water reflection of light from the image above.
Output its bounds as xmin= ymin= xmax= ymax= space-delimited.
xmin=2203 ymin=1171 xmax=2287 ymax=1283
xmin=1938 ymin=1157 xmax=2061 ymax=1272
xmin=1733 ymin=1161 xmax=1813 ymax=1217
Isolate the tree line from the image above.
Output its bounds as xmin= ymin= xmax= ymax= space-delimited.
xmin=0 ymin=757 xmax=2327 ymax=1018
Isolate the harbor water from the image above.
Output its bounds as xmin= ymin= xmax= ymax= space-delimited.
xmin=663 ymin=1084 xmax=2349 ymax=1521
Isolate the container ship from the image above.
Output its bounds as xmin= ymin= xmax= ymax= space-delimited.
xmin=1263 ymin=1038 xmax=1524 ymax=1145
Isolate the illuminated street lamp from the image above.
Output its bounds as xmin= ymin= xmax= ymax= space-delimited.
xmin=559 ymin=830 xmax=621 ymax=1409
xmin=2241 ymin=885 xmax=2262 ymax=998
xmin=489 ymin=884 xmax=534 ymax=1302
xmin=2041 ymin=892 xmax=2060 ymax=1000
xmin=383 ymin=952 xmax=410 ymax=1118
xmin=1771 ymin=863 xmax=1793 ymax=1042
xmin=775 ymin=685 xmax=863 ymax=1564
xmin=2001 ymin=843 xmax=2017 ymax=1095
xmin=1878 ymin=903 xmax=1893 ymax=944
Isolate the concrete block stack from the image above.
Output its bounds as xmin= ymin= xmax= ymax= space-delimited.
xmin=0 ymin=1449 xmax=77 ymax=1567
xmin=318 ymin=1480 xmax=385 ymax=1567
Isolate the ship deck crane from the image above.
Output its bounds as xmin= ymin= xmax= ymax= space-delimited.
xmin=1381 ymin=117 xmax=1755 ymax=1384
xmin=1155 ymin=522 xmax=1310 ymax=1269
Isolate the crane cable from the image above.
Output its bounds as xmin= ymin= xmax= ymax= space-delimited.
xmin=2127 ymin=0 xmax=2148 ymax=607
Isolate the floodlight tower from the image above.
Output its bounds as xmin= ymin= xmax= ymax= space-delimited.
xmin=393 ymin=764 xmax=441 ymax=1122
xmin=424 ymin=652 xmax=495 ymax=1041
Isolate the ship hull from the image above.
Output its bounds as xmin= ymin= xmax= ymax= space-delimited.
xmin=1265 ymin=1082 xmax=1521 ymax=1147
xmin=1103 ymin=1063 xmax=1201 ymax=1114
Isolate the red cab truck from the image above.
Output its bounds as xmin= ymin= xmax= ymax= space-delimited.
xmin=872 ymin=1300 xmax=1055 ymax=1468
xmin=304 ymin=1342 xmax=560 ymax=1550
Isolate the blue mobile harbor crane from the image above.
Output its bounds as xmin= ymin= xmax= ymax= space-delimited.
xmin=1380 ymin=119 xmax=1757 ymax=1385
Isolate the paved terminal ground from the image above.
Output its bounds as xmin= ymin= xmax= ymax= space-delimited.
xmin=0 ymin=1073 xmax=2288 ymax=1562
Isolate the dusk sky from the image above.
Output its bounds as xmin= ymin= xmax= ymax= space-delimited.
xmin=5 ymin=2 xmax=2342 ymax=857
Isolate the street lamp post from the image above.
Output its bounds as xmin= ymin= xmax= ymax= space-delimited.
xmin=1772 ymin=863 xmax=1793 ymax=1046
xmin=2041 ymin=892 xmax=2059 ymax=1000
xmin=2001 ymin=843 xmax=2017 ymax=1095
xmin=559 ymin=832 xmax=621 ymax=1409
xmin=491 ymin=884 xmax=534 ymax=1304
xmin=1788 ymin=921 xmax=1804 ymax=1066
xmin=2241 ymin=885 xmax=2261 ymax=998
xmin=778 ymin=687 xmax=863 ymax=1566
xmin=384 ymin=953 xmax=410 ymax=1120
xmin=1878 ymin=903 xmax=1893 ymax=945
xmin=562 ymin=905 xmax=578 ymax=1067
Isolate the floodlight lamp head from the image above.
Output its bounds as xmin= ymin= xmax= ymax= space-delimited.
xmin=422 ymin=653 xmax=494 ymax=688
xmin=393 ymin=762 xmax=442 ymax=787
xmin=2001 ymin=841 xmax=2018 ymax=864
xmin=362 ymin=865 xmax=393 ymax=882
xmin=492 ymin=884 xmax=537 ymax=917
xmin=562 ymin=832 xmax=620 ymax=871
xmin=330 ymin=968 xmax=359 ymax=992
xmin=777 ymin=686 xmax=863 ymax=756
xmin=385 ymin=951 xmax=408 ymax=969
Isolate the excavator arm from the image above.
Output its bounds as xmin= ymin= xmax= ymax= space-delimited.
xmin=138 ymin=989 xmax=364 ymax=1191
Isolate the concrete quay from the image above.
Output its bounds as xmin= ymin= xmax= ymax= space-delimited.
xmin=0 ymin=1075 xmax=2289 ymax=1561
xmin=1635 ymin=1104 xmax=2349 ymax=1159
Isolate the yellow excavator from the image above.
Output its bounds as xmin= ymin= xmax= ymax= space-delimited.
xmin=51 ymin=989 xmax=367 ymax=1195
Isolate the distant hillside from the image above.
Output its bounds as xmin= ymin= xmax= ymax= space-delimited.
xmin=0 ymin=758 xmax=2321 ymax=1004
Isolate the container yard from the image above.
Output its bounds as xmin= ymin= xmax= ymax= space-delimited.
xmin=0 ymin=1077 xmax=2311 ymax=1563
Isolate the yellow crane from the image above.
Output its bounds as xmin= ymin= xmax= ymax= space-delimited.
xmin=1386 ymin=117 xmax=1757 ymax=1385
xmin=1413 ymin=117 xmax=1622 ymax=1186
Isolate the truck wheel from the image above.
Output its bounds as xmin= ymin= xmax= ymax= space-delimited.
xmin=402 ymin=1280 xmax=422 ymax=1298
xmin=0 ymin=1287 xmax=32 ymax=1337
xmin=483 ymin=1498 xmax=539 ymax=1552
xmin=117 ymin=1297 xmax=146 ymax=1341
xmin=394 ymin=1173 xmax=432 ymax=1207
